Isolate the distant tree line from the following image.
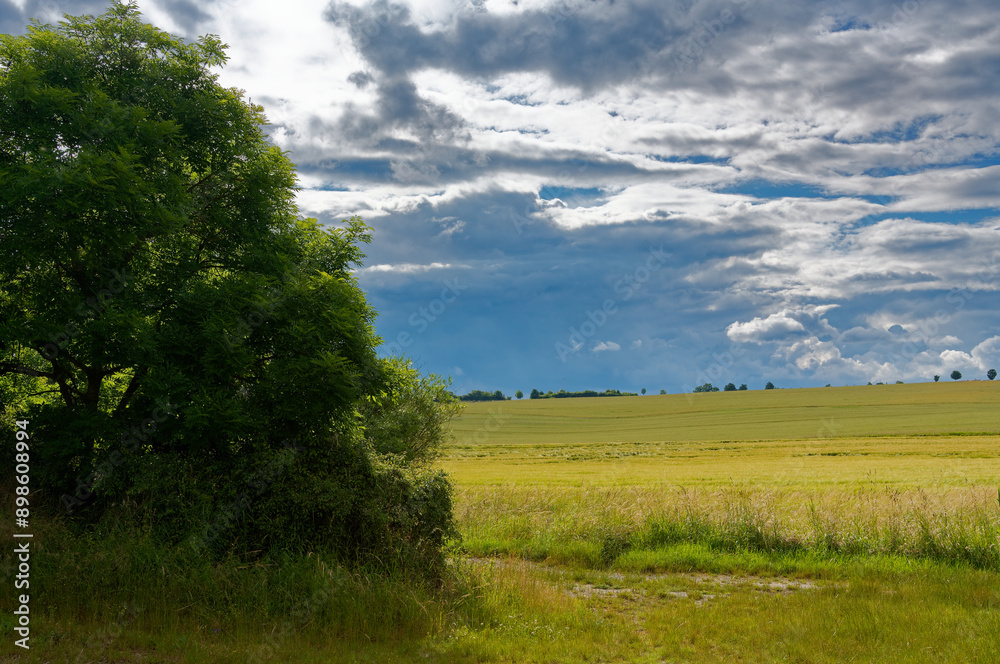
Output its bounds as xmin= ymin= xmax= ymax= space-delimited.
xmin=468 ymin=369 xmax=998 ymax=403
xmin=693 ymin=382 xmax=757 ymax=392
xmin=459 ymin=390 xmax=509 ymax=402
xmin=934 ymin=369 xmax=996 ymax=382
xmin=529 ymin=388 xmax=638 ymax=399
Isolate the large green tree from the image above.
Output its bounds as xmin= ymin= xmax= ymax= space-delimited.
xmin=0 ymin=3 xmax=455 ymax=570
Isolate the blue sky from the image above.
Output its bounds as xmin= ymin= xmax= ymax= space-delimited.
xmin=5 ymin=0 xmax=1000 ymax=395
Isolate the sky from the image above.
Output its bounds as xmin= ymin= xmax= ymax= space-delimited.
xmin=4 ymin=0 xmax=1000 ymax=396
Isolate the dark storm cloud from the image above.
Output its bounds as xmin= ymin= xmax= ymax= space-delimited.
xmin=148 ymin=0 xmax=212 ymax=35
xmin=1 ymin=0 xmax=110 ymax=34
xmin=323 ymin=0 xmax=1000 ymax=125
xmin=364 ymin=75 xmax=466 ymax=140
xmin=324 ymin=0 xmax=691 ymax=90
xmin=0 ymin=0 xmax=24 ymax=34
xmin=347 ymin=70 xmax=374 ymax=88
xmin=1 ymin=1 xmax=216 ymax=37
xmin=292 ymin=127 xmax=710 ymax=186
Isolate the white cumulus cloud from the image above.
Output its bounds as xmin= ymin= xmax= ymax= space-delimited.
xmin=726 ymin=310 xmax=807 ymax=344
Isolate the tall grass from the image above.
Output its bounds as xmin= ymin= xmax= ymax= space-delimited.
xmin=0 ymin=504 xmax=472 ymax=661
xmin=0 ymin=500 xmax=612 ymax=662
xmin=455 ymin=484 xmax=1000 ymax=571
xmin=5 ymin=484 xmax=999 ymax=661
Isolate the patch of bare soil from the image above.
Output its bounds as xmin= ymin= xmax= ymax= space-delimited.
xmin=464 ymin=556 xmax=840 ymax=607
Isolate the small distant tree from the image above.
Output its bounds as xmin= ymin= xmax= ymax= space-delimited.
xmin=641 ymin=388 xmax=646 ymax=395
xmin=659 ymin=389 xmax=666 ymax=395
xmin=765 ymin=382 xmax=775 ymax=390
xmin=934 ymin=375 xmax=940 ymax=382
xmin=724 ymin=383 xmax=736 ymax=391
xmin=738 ymin=384 xmax=748 ymax=391
xmin=950 ymin=370 xmax=962 ymax=381
xmin=515 ymin=390 xmax=523 ymax=399
xmin=529 ymin=388 xmax=540 ymax=399
xmin=693 ymin=383 xmax=719 ymax=393
xmin=988 ymin=369 xmax=997 ymax=381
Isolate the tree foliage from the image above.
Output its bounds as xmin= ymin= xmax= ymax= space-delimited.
xmin=531 ymin=388 xmax=638 ymax=399
xmin=988 ymin=369 xmax=996 ymax=381
xmin=459 ymin=389 xmax=507 ymax=402
xmin=0 ymin=3 xmax=456 ymax=572
xmin=950 ymin=371 xmax=962 ymax=381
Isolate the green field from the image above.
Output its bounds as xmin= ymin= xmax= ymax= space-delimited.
xmin=9 ymin=382 xmax=1000 ymax=662
xmin=431 ymin=382 xmax=1000 ymax=662
xmin=449 ymin=381 xmax=1000 ymax=446
xmin=443 ymin=382 xmax=1000 ymax=488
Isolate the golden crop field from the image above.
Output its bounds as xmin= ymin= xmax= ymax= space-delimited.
xmin=422 ymin=381 xmax=1000 ymax=662
xmin=449 ymin=381 xmax=1000 ymax=446
xmin=443 ymin=381 xmax=1000 ymax=488
xmin=442 ymin=380 xmax=1000 ymax=578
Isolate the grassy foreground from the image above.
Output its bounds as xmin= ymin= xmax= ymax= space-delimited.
xmin=442 ymin=381 xmax=1000 ymax=661
xmin=4 ymin=381 xmax=1000 ymax=662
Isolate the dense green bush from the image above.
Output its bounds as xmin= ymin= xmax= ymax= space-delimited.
xmin=0 ymin=3 xmax=458 ymax=575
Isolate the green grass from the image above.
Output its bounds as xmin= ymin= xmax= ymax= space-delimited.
xmin=6 ymin=381 xmax=1000 ymax=661
xmin=8 ymin=527 xmax=1000 ymax=663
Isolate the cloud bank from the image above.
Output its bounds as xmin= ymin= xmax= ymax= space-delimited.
xmin=6 ymin=0 xmax=999 ymax=393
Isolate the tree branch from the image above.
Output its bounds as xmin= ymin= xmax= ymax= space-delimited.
xmin=113 ymin=365 xmax=148 ymax=417
xmin=0 ymin=362 xmax=56 ymax=379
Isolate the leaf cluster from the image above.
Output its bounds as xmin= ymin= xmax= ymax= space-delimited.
xmin=0 ymin=3 xmax=457 ymax=573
